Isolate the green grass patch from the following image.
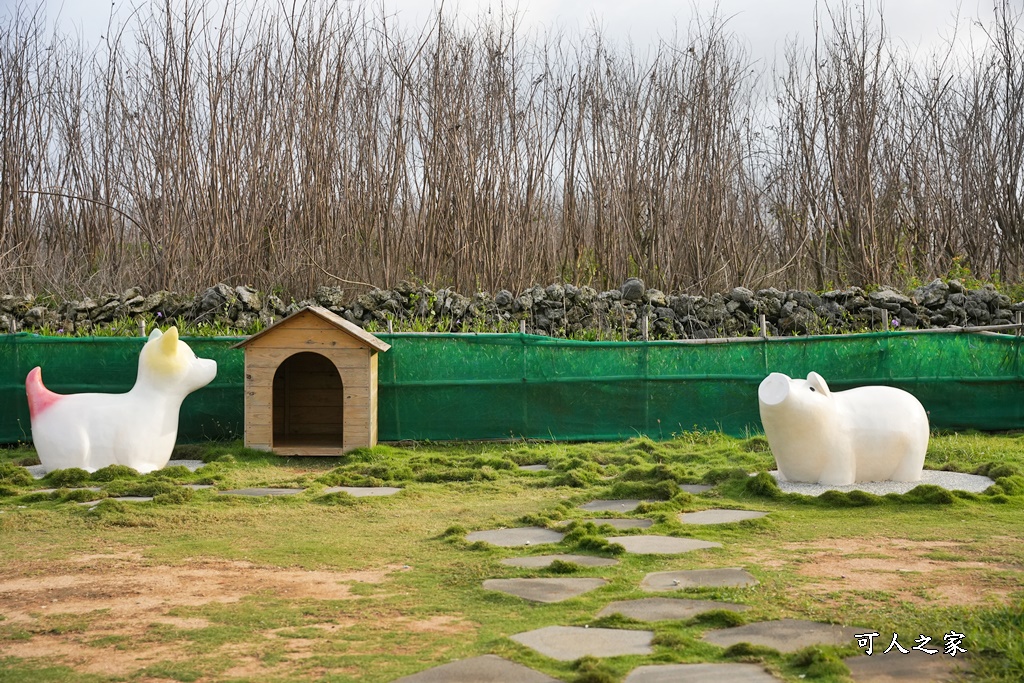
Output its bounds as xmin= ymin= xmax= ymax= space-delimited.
xmin=0 ymin=431 xmax=1021 ymax=681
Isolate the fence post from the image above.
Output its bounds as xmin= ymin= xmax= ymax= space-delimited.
xmin=759 ymin=314 xmax=767 ymax=338
xmin=642 ymin=315 xmax=649 ymax=341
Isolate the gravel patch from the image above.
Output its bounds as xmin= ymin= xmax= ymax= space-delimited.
xmin=769 ymin=469 xmax=994 ymax=496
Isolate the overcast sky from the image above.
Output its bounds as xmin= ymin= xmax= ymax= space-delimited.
xmin=33 ymin=0 xmax=999 ymax=65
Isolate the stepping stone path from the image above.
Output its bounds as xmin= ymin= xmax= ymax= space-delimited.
xmin=483 ymin=578 xmax=607 ymax=603
xmin=598 ymin=597 xmax=748 ymax=622
xmin=393 ymin=654 xmax=557 ymax=682
xmin=518 ymin=464 xmax=550 ymax=472
xmin=702 ymin=618 xmax=870 ymax=653
xmin=607 ymin=535 xmax=721 ymax=555
xmin=218 ymin=487 xmax=305 ymax=497
xmin=843 ymin=649 xmax=972 ymax=682
xmin=580 ymin=499 xmax=648 ymax=512
xmin=587 ymin=517 xmax=653 ymax=529
xmin=679 ymin=509 xmax=768 ymax=524
xmin=641 ymin=568 xmax=758 ymax=591
xmin=500 ymin=554 xmax=618 ymax=568
xmin=510 ymin=625 xmax=654 ymax=661
xmin=465 ymin=527 xmax=565 ymax=547
xmin=625 ymin=663 xmax=780 ymax=682
xmin=678 ymin=484 xmax=713 ymax=494
xmin=323 ymin=486 xmax=401 ymax=497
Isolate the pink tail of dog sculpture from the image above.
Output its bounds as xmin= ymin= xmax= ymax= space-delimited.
xmin=25 ymin=367 xmax=63 ymax=420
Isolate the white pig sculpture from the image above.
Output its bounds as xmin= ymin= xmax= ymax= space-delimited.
xmin=758 ymin=371 xmax=928 ymax=486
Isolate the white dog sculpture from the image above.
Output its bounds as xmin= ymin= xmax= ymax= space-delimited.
xmin=758 ymin=371 xmax=928 ymax=486
xmin=26 ymin=327 xmax=217 ymax=474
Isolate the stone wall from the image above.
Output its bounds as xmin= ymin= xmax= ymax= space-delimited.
xmin=2 ymin=278 xmax=1022 ymax=339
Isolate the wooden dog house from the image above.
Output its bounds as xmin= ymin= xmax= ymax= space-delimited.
xmin=233 ymin=306 xmax=390 ymax=455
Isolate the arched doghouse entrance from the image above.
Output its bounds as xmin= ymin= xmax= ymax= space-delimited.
xmin=272 ymin=352 xmax=344 ymax=449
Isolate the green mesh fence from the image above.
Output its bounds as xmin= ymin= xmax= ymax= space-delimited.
xmin=2 ymin=330 xmax=1023 ymax=445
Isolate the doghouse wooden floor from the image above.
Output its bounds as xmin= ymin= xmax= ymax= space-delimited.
xmin=272 ymin=437 xmax=346 ymax=456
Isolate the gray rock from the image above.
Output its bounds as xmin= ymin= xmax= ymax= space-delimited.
xmin=607 ymin=535 xmax=722 ymax=555
xmin=494 ymin=289 xmax=513 ymax=308
xmin=599 ymin=597 xmax=749 ymax=622
xmin=195 ymin=284 xmax=231 ymax=317
xmin=869 ymin=288 xmax=910 ymax=311
xmin=465 ymin=527 xmax=565 ymax=547
xmin=621 ymin=278 xmax=645 ymax=301
xmin=625 ymin=663 xmax=779 ymax=683
xmin=314 ymin=285 xmax=346 ymax=309
xmin=729 ymin=286 xmax=754 ymax=303
xmin=483 ymin=577 xmax=607 ymax=603
xmin=778 ymin=302 xmax=818 ymax=334
xmin=510 ymin=625 xmax=654 ymax=661
xmin=703 ymin=619 xmax=871 ymax=653
xmin=912 ymin=279 xmax=950 ymax=308
xmin=645 ymin=288 xmax=667 ymax=306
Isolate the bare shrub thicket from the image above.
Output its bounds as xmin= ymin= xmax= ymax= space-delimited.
xmin=1 ymin=0 xmax=1022 ymax=298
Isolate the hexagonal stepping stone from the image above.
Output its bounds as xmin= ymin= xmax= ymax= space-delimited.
xmin=466 ymin=527 xmax=565 ymax=547
xmin=598 ymin=597 xmax=748 ymax=622
xmin=580 ymin=499 xmax=648 ymax=512
xmin=641 ymin=568 xmax=758 ymax=591
xmin=607 ymin=535 xmax=721 ymax=555
xmin=483 ymin=578 xmax=607 ymax=603
xmin=679 ymin=509 xmax=768 ymax=525
xmin=35 ymin=486 xmax=102 ymax=494
xmin=183 ymin=484 xmax=215 ymax=490
xmin=510 ymin=625 xmax=654 ymax=661
xmin=500 ymin=554 xmax=619 ymax=569
xmin=625 ymin=663 xmax=780 ymax=682
xmin=518 ymin=464 xmax=550 ymax=472
xmin=587 ymin=518 xmax=653 ymax=530
xmin=679 ymin=484 xmax=713 ymax=494
xmin=844 ymin=649 xmax=972 ymax=682
xmin=323 ymin=486 xmax=401 ymax=497
xmin=703 ymin=619 xmax=870 ymax=653
xmin=394 ymin=654 xmax=558 ymax=682
xmin=218 ymin=487 xmax=305 ymax=497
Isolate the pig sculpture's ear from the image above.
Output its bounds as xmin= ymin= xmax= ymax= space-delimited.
xmin=806 ymin=371 xmax=831 ymax=396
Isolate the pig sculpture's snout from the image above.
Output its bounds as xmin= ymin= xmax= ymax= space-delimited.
xmin=758 ymin=372 xmax=792 ymax=407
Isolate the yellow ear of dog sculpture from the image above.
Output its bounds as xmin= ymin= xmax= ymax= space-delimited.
xmin=758 ymin=371 xmax=929 ymax=486
xmin=26 ymin=327 xmax=217 ymax=474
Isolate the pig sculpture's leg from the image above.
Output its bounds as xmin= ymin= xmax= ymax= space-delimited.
xmin=816 ymin=447 xmax=856 ymax=486
xmin=887 ymin=435 xmax=927 ymax=483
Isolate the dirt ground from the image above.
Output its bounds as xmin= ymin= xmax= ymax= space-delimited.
xmin=0 ymin=550 xmax=471 ymax=680
xmin=1 ymin=539 xmax=1019 ymax=680
xmin=751 ymin=537 xmax=1022 ymax=608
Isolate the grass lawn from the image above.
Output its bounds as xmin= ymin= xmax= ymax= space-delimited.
xmin=0 ymin=431 xmax=1022 ymax=682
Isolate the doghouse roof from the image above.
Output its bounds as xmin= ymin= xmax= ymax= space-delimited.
xmin=232 ymin=306 xmax=391 ymax=353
